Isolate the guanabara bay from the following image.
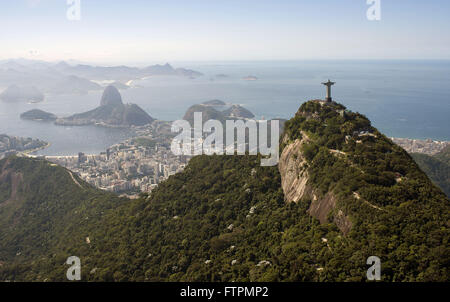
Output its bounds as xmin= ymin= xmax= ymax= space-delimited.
xmin=0 ymin=100 xmax=448 ymax=282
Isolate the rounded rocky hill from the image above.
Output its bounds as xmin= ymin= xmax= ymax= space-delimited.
xmin=222 ymin=104 xmax=255 ymax=119
xmin=20 ymin=109 xmax=57 ymax=121
xmin=55 ymin=85 xmax=153 ymax=127
xmin=100 ymin=85 xmax=123 ymax=106
xmin=183 ymin=101 xmax=255 ymax=125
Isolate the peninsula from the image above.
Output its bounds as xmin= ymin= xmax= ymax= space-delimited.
xmin=55 ymin=85 xmax=154 ymax=127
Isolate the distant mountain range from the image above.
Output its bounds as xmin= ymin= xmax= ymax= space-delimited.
xmin=52 ymin=61 xmax=203 ymax=80
xmin=55 ymin=85 xmax=154 ymax=127
xmin=0 ymin=59 xmax=203 ymax=95
xmin=0 ymin=85 xmax=44 ymax=103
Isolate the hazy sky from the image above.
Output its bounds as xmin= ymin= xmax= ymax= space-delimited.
xmin=1 ymin=0 xmax=449 ymax=64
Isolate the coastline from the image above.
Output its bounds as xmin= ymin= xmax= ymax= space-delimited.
xmin=27 ymin=136 xmax=450 ymax=160
xmin=21 ymin=142 xmax=52 ymax=156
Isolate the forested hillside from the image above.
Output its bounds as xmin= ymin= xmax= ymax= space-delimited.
xmin=412 ymin=146 xmax=450 ymax=197
xmin=0 ymin=100 xmax=449 ymax=282
xmin=0 ymin=156 xmax=128 ymax=280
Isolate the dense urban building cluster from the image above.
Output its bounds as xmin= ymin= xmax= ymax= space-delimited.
xmin=46 ymin=141 xmax=187 ymax=196
xmin=391 ymin=137 xmax=450 ymax=155
xmin=0 ymin=134 xmax=48 ymax=159
xmin=44 ymin=122 xmax=189 ymax=196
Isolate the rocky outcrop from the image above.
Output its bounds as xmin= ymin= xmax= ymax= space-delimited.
xmin=278 ymin=132 xmax=352 ymax=234
xmin=100 ymin=85 xmax=123 ymax=106
xmin=55 ymin=85 xmax=153 ymax=127
xmin=0 ymin=158 xmax=23 ymax=206
xmin=278 ymin=136 xmax=310 ymax=203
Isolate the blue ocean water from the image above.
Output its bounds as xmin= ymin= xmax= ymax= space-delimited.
xmin=0 ymin=60 xmax=448 ymax=155
xmin=132 ymin=60 xmax=450 ymax=141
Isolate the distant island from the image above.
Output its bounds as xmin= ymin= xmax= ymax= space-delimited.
xmin=183 ymin=100 xmax=255 ymax=125
xmin=20 ymin=109 xmax=57 ymax=121
xmin=55 ymin=85 xmax=154 ymax=127
xmin=0 ymin=84 xmax=44 ymax=103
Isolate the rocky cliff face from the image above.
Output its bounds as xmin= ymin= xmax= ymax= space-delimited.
xmin=276 ymin=99 xmax=447 ymax=236
xmin=0 ymin=158 xmax=23 ymax=206
xmin=278 ymin=130 xmax=352 ymax=234
xmin=279 ymin=136 xmax=309 ymax=203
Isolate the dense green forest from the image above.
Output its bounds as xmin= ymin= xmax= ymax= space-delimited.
xmin=283 ymin=101 xmax=449 ymax=202
xmin=436 ymin=145 xmax=450 ymax=166
xmin=411 ymin=146 xmax=450 ymax=197
xmin=0 ymin=156 xmax=128 ymax=280
xmin=0 ymin=100 xmax=449 ymax=282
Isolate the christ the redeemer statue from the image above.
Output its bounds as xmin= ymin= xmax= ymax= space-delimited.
xmin=322 ymin=79 xmax=335 ymax=102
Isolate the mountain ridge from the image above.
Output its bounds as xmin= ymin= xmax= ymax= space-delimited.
xmin=0 ymin=59 xmax=203 ymax=95
xmin=0 ymin=85 xmax=44 ymax=103
xmin=280 ymin=100 xmax=448 ymax=236
xmin=411 ymin=145 xmax=450 ymax=197
xmin=0 ymin=100 xmax=448 ymax=281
